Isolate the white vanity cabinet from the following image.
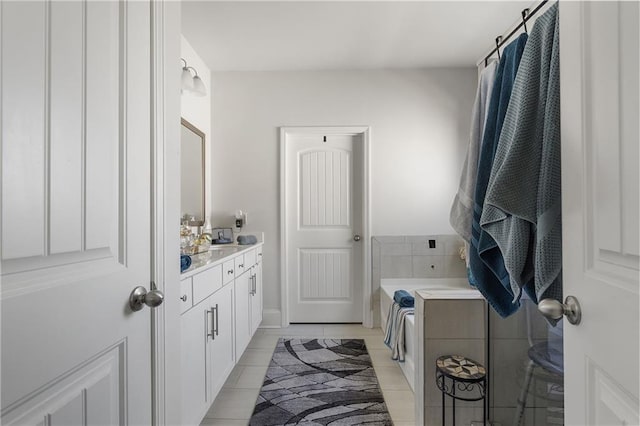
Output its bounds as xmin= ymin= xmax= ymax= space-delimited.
xmin=180 ymin=293 xmax=208 ymax=425
xmin=207 ymin=283 xmax=235 ymax=399
xmin=250 ymin=252 xmax=263 ymax=335
xmin=235 ymin=248 xmax=264 ymax=356
xmin=180 ymin=243 xmax=263 ymax=425
xmin=234 ymin=266 xmax=252 ymax=358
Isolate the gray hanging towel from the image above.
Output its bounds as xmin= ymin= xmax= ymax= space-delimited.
xmin=481 ymin=3 xmax=562 ymax=305
xmin=450 ymin=60 xmax=498 ymax=243
xmin=468 ymin=33 xmax=528 ymax=318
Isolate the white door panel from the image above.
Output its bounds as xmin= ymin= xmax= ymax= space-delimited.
xmin=285 ymin=133 xmax=363 ymax=323
xmin=1 ymin=1 xmax=153 ymax=424
xmin=560 ymin=2 xmax=639 ymax=424
xmin=299 ymin=249 xmax=352 ymax=300
xmin=299 ymin=149 xmax=351 ymax=228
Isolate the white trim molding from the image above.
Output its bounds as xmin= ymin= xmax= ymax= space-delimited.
xmin=280 ymin=126 xmax=373 ymax=328
xmin=150 ymin=0 xmax=181 ymax=424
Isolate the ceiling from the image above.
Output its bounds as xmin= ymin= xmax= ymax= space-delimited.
xmin=181 ymin=1 xmax=533 ymax=72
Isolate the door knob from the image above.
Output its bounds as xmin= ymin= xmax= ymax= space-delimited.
xmin=129 ymin=285 xmax=165 ymax=311
xmin=353 ymin=235 xmax=361 ymax=242
xmin=538 ymin=296 xmax=581 ymax=325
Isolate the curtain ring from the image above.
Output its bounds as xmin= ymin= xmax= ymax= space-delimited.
xmin=495 ymin=36 xmax=503 ymax=60
xmin=522 ymin=8 xmax=530 ymax=33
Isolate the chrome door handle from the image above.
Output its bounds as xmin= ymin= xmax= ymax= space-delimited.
xmin=129 ymin=285 xmax=164 ymax=311
xmin=353 ymin=235 xmax=361 ymax=242
xmin=180 ymin=295 xmax=187 ymax=302
xmin=538 ymin=296 xmax=582 ymax=325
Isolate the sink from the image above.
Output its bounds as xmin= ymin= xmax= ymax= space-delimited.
xmin=209 ymin=245 xmax=242 ymax=253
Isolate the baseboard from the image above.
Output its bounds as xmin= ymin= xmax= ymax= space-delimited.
xmin=260 ymin=309 xmax=282 ymax=328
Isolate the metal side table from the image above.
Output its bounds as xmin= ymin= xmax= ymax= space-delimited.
xmin=435 ymin=355 xmax=486 ymax=426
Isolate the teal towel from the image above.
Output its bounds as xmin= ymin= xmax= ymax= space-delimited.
xmin=393 ymin=290 xmax=414 ymax=308
xmin=237 ymin=235 xmax=258 ymax=245
xmin=469 ymin=33 xmax=528 ymax=318
xmin=180 ymin=255 xmax=191 ymax=272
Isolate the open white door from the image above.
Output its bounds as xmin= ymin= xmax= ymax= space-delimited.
xmin=1 ymin=1 xmax=156 ymax=424
xmin=560 ymin=2 xmax=639 ymax=424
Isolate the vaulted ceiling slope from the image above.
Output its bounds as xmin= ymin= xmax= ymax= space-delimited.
xmin=182 ymin=1 xmax=532 ymax=71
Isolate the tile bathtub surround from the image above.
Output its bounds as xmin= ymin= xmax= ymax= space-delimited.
xmin=201 ymin=324 xmax=414 ymax=426
xmin=372 ymin=234 xmax=468 ymax=327
xmin=414 ymin=294 xmax=488 ymax=425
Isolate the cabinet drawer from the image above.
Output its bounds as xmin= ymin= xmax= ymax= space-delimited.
xmin=244 ymin=249 xmax=257 ymax=268
xmin=179 ymin=278 xmax=193 ymax=314
xmin=256 ymin=246 xmax=263 ymax=264
xmin=234 ymin=255 xmax=246 ymax=276
xmin=192 ymin=264 xmax=223 ymax=305
xmin=223 ymin=259 xmax=235 ymax=285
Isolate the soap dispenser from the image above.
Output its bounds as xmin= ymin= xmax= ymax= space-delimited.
xmin=235 ymin=210 xmax=245 ymax=229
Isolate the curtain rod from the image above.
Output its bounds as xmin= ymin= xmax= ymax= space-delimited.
xmin=482 ymin=0 xmax=549 ymax=66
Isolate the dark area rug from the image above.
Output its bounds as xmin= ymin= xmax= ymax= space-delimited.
xmin=249 ymin=338 xmax=393 ymax=425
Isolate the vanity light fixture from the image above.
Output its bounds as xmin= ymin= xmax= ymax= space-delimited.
xmin=181 ymin=58 xmax=207 ymax=97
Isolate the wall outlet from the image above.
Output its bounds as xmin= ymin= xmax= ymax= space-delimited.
xmin=428 ymin=239 xmax=436 ymax=248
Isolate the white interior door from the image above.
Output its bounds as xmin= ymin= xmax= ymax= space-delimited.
xmin=560 ymin=2 xmax=639 ymax=424
xmin=1 ymin=1 xmax=154 ymax=424
xmin=284 ymin=131 xmax=363 ymax=323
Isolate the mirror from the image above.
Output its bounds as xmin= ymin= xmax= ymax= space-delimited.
xmin=181 ymin=118 xmax=205 ymax=222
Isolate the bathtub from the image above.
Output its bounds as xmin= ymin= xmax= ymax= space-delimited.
xmin=380 ymin=277 xmax=471 ymax=391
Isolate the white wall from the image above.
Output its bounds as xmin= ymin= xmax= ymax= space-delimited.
xmin=180 ymin=36 xmax=212 ymax=218
xmin=210 ymin=69 xmax=477 ymax=323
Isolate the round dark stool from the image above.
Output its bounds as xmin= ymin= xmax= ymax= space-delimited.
xmin=435 ymin=355 xmax=486 ymax=426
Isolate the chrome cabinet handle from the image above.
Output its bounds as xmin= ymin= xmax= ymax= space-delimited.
xmin=227 ymin=269 xmax=234 ymax=275
xmin=180 ymin=295 xmax=187 ymax=302
xmin=214 ymin=304 xmax=219 ymax=336
xmin=129 ymin=285 xmax=164 ymax=311
xmin=353 ymin=235 xmax=361 ymax=242
xmin=239 ymin=263 xmax=244 ymax=268
xmin=207 ymin=308 xmax=215 ymax=340
xmin=538 ymin=296 xmax=582 ymax=325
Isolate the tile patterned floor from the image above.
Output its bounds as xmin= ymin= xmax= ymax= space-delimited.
xmin=200 ymin=324 xmax=415 ymax=426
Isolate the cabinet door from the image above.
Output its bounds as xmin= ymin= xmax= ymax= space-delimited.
xmin=234 ymin=270 xmax=252 ymax=357
xmin=209 ymin=284 xmax=235 ymax=398
xmin=250 ymin=263 xmax=263 ymax=334
xmin=180 ymin=304 xmax=208 ymax=425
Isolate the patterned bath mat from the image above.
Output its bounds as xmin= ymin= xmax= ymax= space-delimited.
xmin=249 ymin=338 xmax=393 ymax=425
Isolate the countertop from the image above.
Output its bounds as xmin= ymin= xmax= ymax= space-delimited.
xmin=415 ymin=287 xmax=484 ymax=300
xmin=181 ymin=242 xmax=262 ymax=278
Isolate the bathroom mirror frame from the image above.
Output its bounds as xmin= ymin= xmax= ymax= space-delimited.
xmin=180 ymin=117 xmax=205 ymax=222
